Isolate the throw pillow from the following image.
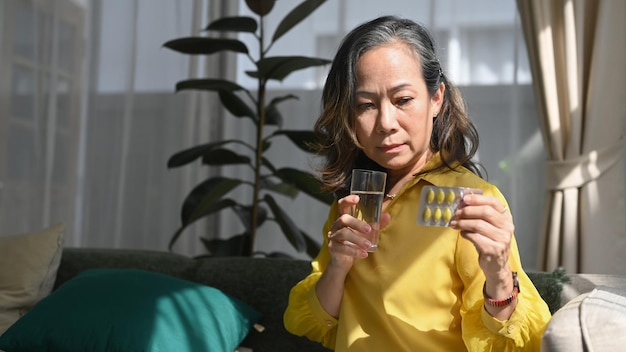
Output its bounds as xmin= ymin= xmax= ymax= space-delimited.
xmin=542 ymin=286 xmax=626 ymax=351
xmin=0 ymin=268 xmax=262 ymax=352
xmin=0 ymin=223 xmax=65 ymax=334
xmin=527 ymin=267 xmax=570 ymax=314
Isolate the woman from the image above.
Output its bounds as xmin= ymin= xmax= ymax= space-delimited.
xmin=283 ymin=16 xmax=550 ymax=351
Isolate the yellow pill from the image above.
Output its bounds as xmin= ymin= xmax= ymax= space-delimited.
xmin=434 ymin=208 xmax=442 ymax=222
xmin=423 ymin=207 xmax=432 ymax=222
xmin=446 ymin=190 xmax=456 ymax=205
xmin=436 ymin=189 xmax=445 ymax=204
xmin=426 ymin=189 xmax=435 ymax=203
xmin=443 ymin=208 xmax=453 ymax=223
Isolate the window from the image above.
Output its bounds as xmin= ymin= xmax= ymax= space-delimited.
xmin=0 ymin=0 xmax=84 ymax=233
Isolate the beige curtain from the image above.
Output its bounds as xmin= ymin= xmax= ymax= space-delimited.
xmin=517 ymin=0 xmax=626 ymax=274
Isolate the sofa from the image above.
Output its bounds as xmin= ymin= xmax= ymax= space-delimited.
xmin=2 ymin=239 xmax=626 ymax=351
xmin=55 ymin=248 xmax=332 ymax=352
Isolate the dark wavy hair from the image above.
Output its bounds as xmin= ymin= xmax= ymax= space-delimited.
xmin=313 ymin=15 xmax=484 ymax=196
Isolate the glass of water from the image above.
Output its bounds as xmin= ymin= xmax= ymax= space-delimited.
xmin=350 ymin=169 xmax=387 ymax=252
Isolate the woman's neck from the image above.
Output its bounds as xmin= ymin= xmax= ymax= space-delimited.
xmin=385 ymin=150 xmax=435 ymax=195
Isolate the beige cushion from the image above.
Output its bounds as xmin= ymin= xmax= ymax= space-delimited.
xmin=0 ymin=224 xmax=65 ymax=334
xmin=541 ymin=291 xmax=587 ymax=351
xmin=542 ymin=286 xmax=626 ymax=351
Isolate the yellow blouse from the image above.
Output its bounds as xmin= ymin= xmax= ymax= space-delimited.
xmin=283 ymin=161 xmax=551 ymax=351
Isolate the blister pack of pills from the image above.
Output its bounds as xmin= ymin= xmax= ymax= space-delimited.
xmin=417 ymin=186 xmax=483 ymax=227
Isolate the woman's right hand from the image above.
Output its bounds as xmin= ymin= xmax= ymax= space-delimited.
xmin=327 ymin=194 xmax=390 ymax=272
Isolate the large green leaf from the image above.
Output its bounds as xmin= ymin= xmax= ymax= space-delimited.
xmin=205 ymin=16 xmax=257 ymax=33
xmin=231 ymin=204 xmax=268 ymax=231
xmin=175 ymin=78 xmax=246 ymax=93
xmin=275 ymin=167 xmax=334 ymax=204
xmin=218 ymin=90 xmax=257 ymax=121
xmin=245 ymin=0 xmax=275 ymax=16
xmin=202 ymin=148 xmax=251 ymax=166
xmin=163 ymin=37 xmax=249 ymax=55
xmin=200 ymin=234 xmax=249 ymax=256
xmin=261 ymin=157 xmax=278 ymax=173
xmin=168 ymin=143 xmax=214 ymax=168
xmin=302 ymin=231 xmax=322 ymax=258
xmin=270 ymin=130 xmax=318 ymax=153
xmin=247 ymin=56 xmax=331 ymax=81
xmin=261 ymin=177 xmax=299 ymax=198
xmin=264 ymin=194 xmax=306 ymax=252
xmin=271 ymin=0 xmax=327 ymax=43
xmin=167 ymin=140 xmax=253 ymax=168
xmin=258 ymin=251 xmax=294 ymax=258
xmin=261 ymin=139 xmax=272 ymax=152
xmin=169 ymin=198 xmax=238 ymax=250
xmin=169 ymin=226 xmax=188 ymax=251
xmin=268 ymin=94 xmax=299 ymax=107
xmin=264 ymin=94 xmax=299 ymax=127
xmin=264 ymin=104 xmax=282 ymax=126
xmin=181 ymin=177 xmax=242 ymax=225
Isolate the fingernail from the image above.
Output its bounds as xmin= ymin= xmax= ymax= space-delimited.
xmin=359 ymin=250 xmax=368 ymax=258
xmin=364 ymin=224 xmax=371 ymax=233
xmin=364 ymin=240 xmax=372 ymax=248
xmin=449 ymin=220 xmax=457 ymax=228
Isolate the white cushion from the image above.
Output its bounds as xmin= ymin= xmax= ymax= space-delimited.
xmin=542 ymin=286 xmax=626 ymax=351
xmin=0 ymin=224 xmax=65 ymax=334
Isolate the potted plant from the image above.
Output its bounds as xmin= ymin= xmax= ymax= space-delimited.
xmin=163 ymin=0 xmax=332 ymax=257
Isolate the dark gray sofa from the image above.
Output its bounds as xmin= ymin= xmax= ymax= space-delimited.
xmin=52 ymin=247 xmax=626 ymax=352
xmin=54 ymin=248 xmax=331 ymax=352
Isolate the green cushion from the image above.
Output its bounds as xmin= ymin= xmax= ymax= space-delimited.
xmin=0 ymin=268 xmax=261 ymax=352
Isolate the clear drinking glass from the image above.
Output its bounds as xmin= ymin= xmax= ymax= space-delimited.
xmin=350 ymin=169 xmax=387 ymax=252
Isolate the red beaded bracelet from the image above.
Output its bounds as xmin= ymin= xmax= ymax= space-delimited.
xmin=483 ymin=271 xmax=520 ymax=307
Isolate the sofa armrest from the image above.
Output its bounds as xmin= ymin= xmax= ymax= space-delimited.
xmin=561 ymin=273 xmax=626 ymax=305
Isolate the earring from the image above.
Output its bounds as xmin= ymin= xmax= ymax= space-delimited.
xmin=434 ymin=112 xmax=439 ymax=118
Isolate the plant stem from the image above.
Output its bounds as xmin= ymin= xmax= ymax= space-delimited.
xmin=248 ymin=13 xmax=267 ymax=257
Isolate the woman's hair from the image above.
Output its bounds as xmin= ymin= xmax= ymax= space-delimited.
xmin=313 ymin=15 xmax=484 ymax=196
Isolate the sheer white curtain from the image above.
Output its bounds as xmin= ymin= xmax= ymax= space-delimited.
xmin=0 ymin=0 xmax=233 ymax=256
xmin=0 ymin=0 xmax=89 ymax=241
xmin=1 ymin=0 xmax=547 ymax=267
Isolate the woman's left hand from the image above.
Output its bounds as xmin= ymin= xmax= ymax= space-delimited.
xmin=449 ymin=193 xmax=514 ymax=281
xmin=450 ymin=193 xmax=518 ymax=319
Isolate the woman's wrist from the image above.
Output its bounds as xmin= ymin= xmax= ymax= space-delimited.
xmin=483 ymin=271 xmax=519 ymax=307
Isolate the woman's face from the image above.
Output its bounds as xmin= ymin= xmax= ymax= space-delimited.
xmin=354 ymin=42 xmax=444 ymax=178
